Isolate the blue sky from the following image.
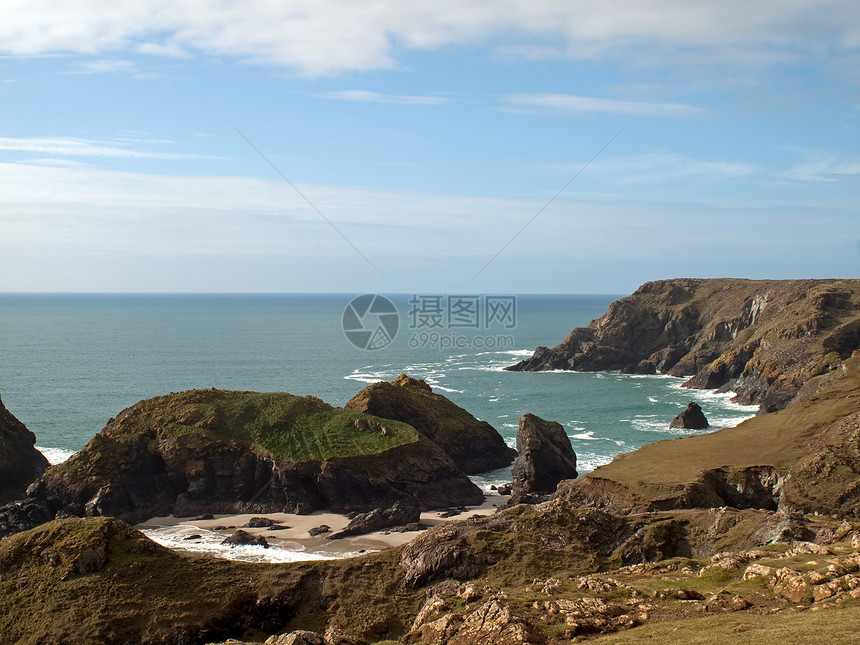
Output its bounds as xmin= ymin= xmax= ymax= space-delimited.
xmin=1 ymin=1 xmax=858 ymax=293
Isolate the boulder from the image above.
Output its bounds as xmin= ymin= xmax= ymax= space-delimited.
xmin=264 ymin=631 xmax=323 ymax=645
xmin=0 ymin=395 xmax=50 ymax=504
xmin=308 ymin=524 xmax=331 ymax=537
xmin=328 ymin=500 xmax=421 ymax=539
xmin=345 ymin=374 xmax=516 ymax=474
xmin=221 ymin=529 xmax=268 ymax=548
xmin=510 ymin=414 xmax=577 ymax=498
xmin=669 ymin=401 xmax=709 ymax=430
xmin=447 ymin=598 xmax=547 ymax=645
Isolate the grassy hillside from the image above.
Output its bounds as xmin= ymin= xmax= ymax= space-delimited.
xmin=561 ymin=353 xmax=860 ymax=514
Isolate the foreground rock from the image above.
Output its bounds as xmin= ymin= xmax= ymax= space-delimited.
xmin=0 ymin=502 xmax=856 ymax=644
xmin=510 ymin=413 xmax=577 ymax=502
xmin=346 ymin=374 xmax=516 ymax=474
xmin=328 ymin=500 xmax=421 ymax=539
xmin=508 ymin=278 xmax=860 ymax=412
xmin=0 ymin=395 xmax=49 ymax=505
xmin=669 ymin=401 xmax=708 ymax=430
xmin=0 ymin=389 xmax=483 ymax=534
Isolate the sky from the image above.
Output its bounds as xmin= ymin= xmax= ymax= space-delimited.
xmin=1 ymin=0 xmax=858 ymax=294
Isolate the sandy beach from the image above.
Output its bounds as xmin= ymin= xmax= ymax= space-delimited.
xmin=137 ymin=496 xmax=505 ymax=562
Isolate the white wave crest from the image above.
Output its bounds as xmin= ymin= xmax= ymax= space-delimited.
xmin=37 ymin=446 xmax=76 ymax=465
xmin=141 ymin=525 xmax=363 ymax=563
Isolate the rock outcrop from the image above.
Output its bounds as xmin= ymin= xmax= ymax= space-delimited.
xmin=1 ymin=389 xmax=483 ymax=533
xmin=508 ymin=279 xmax=860 ymax=412
xmin=222 ymin=529 xmax=269 ymax=548
xmin=345 ymin=374 xmax=516 ymax=474
xmin=510 ymin=414 xmax=577 ymax=501
xmin=669 ymin=401 xmax=708 ymax=429
xmin=328 ymin=500 xmax=421 ymax=539
xmin=0 ymin=394 xmax=49 ymax=505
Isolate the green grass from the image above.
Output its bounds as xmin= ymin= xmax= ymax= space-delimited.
xmin=587 ymin=604 xmax=860 ymax=645
xmin=66 ymin=390 xmax=420 ymax=469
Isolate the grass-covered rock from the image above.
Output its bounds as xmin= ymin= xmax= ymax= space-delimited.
xmin=22 ymin=389 xmax=482 ymax=526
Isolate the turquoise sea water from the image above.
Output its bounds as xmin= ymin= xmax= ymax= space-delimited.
xmin=0 ymin=294 xmax=758 ymax=482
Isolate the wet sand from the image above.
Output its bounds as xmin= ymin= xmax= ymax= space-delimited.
xmin=137 ymin=496 xmax=505 ymax=560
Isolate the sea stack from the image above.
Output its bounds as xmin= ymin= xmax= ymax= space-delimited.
xmin=511 ymin=413 xmax=578 ymax=501
xmin=669 ymin=401 xmax=709 ymax=430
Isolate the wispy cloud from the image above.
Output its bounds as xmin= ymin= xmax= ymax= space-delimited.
xmin=501 ymin=94 xmax=705 ymax=118
xmin=66 ymin=58 xmax=136 ymax=74
xmin=0 ymin=136 xmax=213 ymax=160
xmin=778 ymin=149 xmax=860 ymax=182
xmin=588 ymin=152 xmax=760 ymax=183
xmin=319 ymin=90 xmax=450 ymax=105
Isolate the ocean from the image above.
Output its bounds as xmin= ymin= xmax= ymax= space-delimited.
xmin=0 ymin=293 xmax=758 ymax=480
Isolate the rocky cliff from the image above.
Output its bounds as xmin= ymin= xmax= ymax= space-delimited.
xmin=508 ymin=278 xmax=860 ymax=411
xmin=345 ymin=374 xmax=516 ymax=474
xmin=13 ymin=389 xmax=483 ymax=528
xmin=0 ymin=395 xmax=49 ymax=504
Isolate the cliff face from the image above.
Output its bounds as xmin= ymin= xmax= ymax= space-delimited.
xmin=0 ymin=395 xmax=49 ymax=504
xmin=345 ymin=374 xmax=517 ymax=474
xmin=508 ymin=278 xmax=860 ymax=411
xmin=20 ymin=389 xmax=482 ymax=526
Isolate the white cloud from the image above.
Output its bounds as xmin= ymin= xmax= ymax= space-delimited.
xmin=0 ymin=1 xmax=857 ymax=76
xmin=66 ymin=58 xmax=136 ymax=74
xmin=501 ymin=94 xmax=704 ymax=117
xmin=319 ymin=90 xmax=450 ymax=105
xmin=0 ymin=136 xmax=212 ymax=160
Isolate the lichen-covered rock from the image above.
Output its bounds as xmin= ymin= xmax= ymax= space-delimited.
xmin=511 ymin=413 xmax=577 ymax=499
xmin=743 ymin=563 xmax=773 ymax=580
xmin=345 ymin=374 xmax=516 ymax=474
xmin=446 ymin=598 xmax=547 ymax=645
xmin=0 ymin=394 xmax=49 ymax=505
xmin=669 ymin=401 xmax=708 ymax=430
xmin=264 ymin=631 xmax=323 ymax=645
xmin=770 ymin=567 xmax=809 ymax=603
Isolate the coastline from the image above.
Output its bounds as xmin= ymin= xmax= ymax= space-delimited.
xmin=137 ymin=496 xmax=504 ymax=563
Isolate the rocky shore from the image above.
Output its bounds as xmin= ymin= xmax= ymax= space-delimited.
xmin=1 ymin=277 xmax=859 ymax=644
